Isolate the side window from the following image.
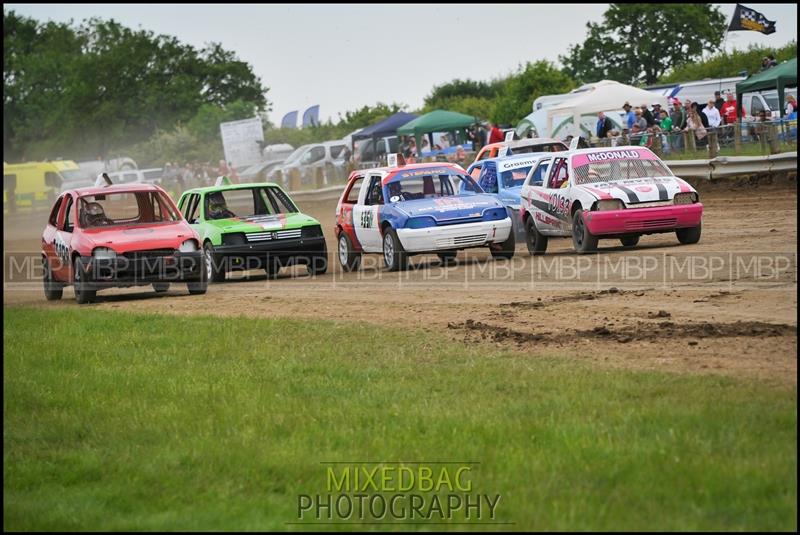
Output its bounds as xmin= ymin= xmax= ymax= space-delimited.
xmin=48 ymin=196 xmax=64 ymax=226
xmin=44 ymin=171 xmax=62 ymax=190
xmin=186 ymin=195 xmax=201 ymax=222
xmin=262 ymin=187 xmax=298 ymax=214
xmin=4 ymin=174 xmax=17 ymax=191
xmin=478 ymin=165 xmax=498 ymax=194
xmin=329 ymin=145 xmax=346 ymax=159
xmin=469 ymin=164 xmax=482 ymax=180
xmin=529 ymin=160 xmax=551 ymax=187
xmin=308 ymin=146 xmax=325 ymax=163
xmin=547 ymin=159 xmax=569 ymax=189
xmin=365 ymin=176 xmax=384 ymax=205
xmin=61 ymin=196 xmax=74 ymax=232
xmin=343 ymin=176 xmax=364 ymax=204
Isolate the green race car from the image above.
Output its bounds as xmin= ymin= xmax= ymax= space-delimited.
xmin=177 ymin=180 xmax=327 ymax=281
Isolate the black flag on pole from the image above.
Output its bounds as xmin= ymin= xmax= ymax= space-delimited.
xmin=727 ymin=4 xmax=776 ymax=34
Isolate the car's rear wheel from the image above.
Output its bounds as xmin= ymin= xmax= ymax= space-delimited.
xmin=524 ymin=217 xmax=548 ymax=255
xmin=73 ymin=257 xmax=96 ymax=304
xmin=153 ymin=282 xmax=170 ymax=293
xmin=572 ymin=209 xmax=598 ymax=254
xmin=204 ymin=242 xmax=225 ymax=282
xmin=42 ymin=257 xmax=63 ymax=301
xmin=338 ymin=232 xmax=361 ymax=272
xmin=383 ymin=227 xmax=409 ymax=271
xmin=490 ymin=230 xmax=515 ymax=260
xmin=676 ymin=223 xmax=702 ymax=245
xmin=620 ymin=235 xmax=640 ymax=247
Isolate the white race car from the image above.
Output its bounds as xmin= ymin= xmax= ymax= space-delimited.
xmin=520 ymin=146 xmax=703 ymax=254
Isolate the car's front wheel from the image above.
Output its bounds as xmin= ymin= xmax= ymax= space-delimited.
xmin=572 ymin=209 xmax=599 ymax=254
xmin=676 ymin=223 xmax=702 ymax=245
xmin=490 ymin=230 xmax=515 ymax=260
xmin=42 ymin=257 xmax=63 ymax=301
xmin=338 ymin=232 xmax=361 ymax=272
xmin=437 ymin=250 xmax=458 ymax=265
xmin=383 ymin=227 xmax=409 ymax=271
xmin=620 ymin=235 xmax=640 ymax=247
xmin=73 ymin=257 xmax=96 ymax=304
xmin=204 ymin=242 xmax=225 ymax=282
xmin=524 ymin=217 xmax=548 ymax=255
xmin=307 ymin=244 xmax=328 ymax=276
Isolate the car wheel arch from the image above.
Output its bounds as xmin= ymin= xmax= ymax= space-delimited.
xmin=570 ymin=200 xmax=583 ymax=217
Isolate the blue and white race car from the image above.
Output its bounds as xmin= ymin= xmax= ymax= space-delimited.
xmin=335 ymin=160 xmax=514 ymax=271
xmin=464 ymin=153 xmax=554 ymax=241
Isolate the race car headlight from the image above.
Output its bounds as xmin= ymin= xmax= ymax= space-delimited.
xmin=673 ymin=192 xmax=698 ymax=205
xmin=92 ymin=247 xmax=117 ymax=259
xmin=405 ymin=216 xmax=437 ymax=229
xmin=482 ymin=207 xmax=508 ymax=221
xmin=178 ymin=239 xmax=200 ymax=252
xmin=595 ymin=199 xmax=624 ymax=211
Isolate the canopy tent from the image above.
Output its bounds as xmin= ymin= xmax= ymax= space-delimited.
xmin=352 ymin=112 xmax=418 ymax=142
xmin=736 ymin=57 xmax=797 ymax=118
xmin=396 ymin=109 xmax=478 ymax=154
xmin=545 ymin=80 xmax=670 ymax=138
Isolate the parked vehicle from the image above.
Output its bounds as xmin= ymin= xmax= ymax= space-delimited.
xmin=268 ymin=140 xmax=349 ymax=188
xmin=60 ymin=157 xmax=139 ymax=192
xmin=472 ymin=137 xmax=567 ymax=163
xmin=355 ymin=136 xmax=399 ymax=166
xmin=520 ymin=146 xmax=703 ymax=255
xmin=334 ymin=160 xmax=514 ymax=272
xmin=177 ymin=178 xmax=327 ymax=281
xmin=41 ymin=179 xmax=206 ymax=303
xmin=4 ymin=160 xmax=78 ymax=211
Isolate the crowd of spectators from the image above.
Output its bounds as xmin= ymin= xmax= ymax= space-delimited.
xmin=159 ymin=159 xmax=241 ymax=194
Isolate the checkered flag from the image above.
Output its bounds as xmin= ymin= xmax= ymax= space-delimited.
xmin=728 ymin=3 xmax=776 ymax=34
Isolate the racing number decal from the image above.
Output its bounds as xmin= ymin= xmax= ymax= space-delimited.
xmin=360 ymin=210 xmax=374 ymax=228
xmin=547 ymin=192 xmax=571 ymax=219
xmin=54 ymin=233 xmax=70 ymax=265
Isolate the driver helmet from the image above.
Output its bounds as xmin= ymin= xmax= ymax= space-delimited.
xmin=83 ymin=201 xmax=107 ymax=225
xmin=207 ymin=192 xmax=229 ymax=218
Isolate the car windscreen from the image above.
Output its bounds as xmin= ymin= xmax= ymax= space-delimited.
xmin=385 ymin=174 xmax=456 ymax=202
xmin=205 ymin=187 xmax=298 ymax=220
xmin=573 ymin=158 xmax=673 ymax=185
xmin=499 ymin=165 xmax=534 ymax=188
xmin=509 ymin=142 xmax=566 ymax=155
xmin=79 ymin=191 xmax=180 ymax=228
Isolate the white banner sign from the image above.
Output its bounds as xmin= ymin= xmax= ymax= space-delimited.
xmin=220 ymin=117 xmax=264 ymax=169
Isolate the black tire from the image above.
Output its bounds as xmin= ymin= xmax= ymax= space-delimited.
xmin=524 ymin=216 xmax=548 ymax=255
xmin=73 ymin=257 xmax=96 ymax=304
xmin=42 ymin=257 xmax=63 ymax=301
xmin=204 ymin=242 xmax=225 ymax=283
xmin=620 ymin=235 xmax=640 ymax=247
xmin=491 ymin=229 xmax=515 ymax=260
xmin=264 ymin=255 xmax=280 ymax=280
xmin=572 ymin=209 xmax=598 ymax=254
xmin=676 ymin=223 xmax=702 ymax=245
xmin=152 ymin=282 xmax=170 ymax=293
xmin=337 ymin=232 xmax=361 ymax=272
xmin=307 ymin=244 xmax=329 ymax=276
xmin=382 ymin=227 xmax=409 ymax=271
xmin=437 ymin=250 xmax=458 ymax=265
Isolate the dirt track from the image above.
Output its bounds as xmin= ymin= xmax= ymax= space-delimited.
xmin=4 ymin=177 xmax=797 ymax=384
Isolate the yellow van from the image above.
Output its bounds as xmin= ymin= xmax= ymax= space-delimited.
xmin=3 ymin=160 xmax=79 ymax=212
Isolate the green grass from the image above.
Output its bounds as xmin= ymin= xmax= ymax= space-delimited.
xmin=3 ymin=306 xmax=797 ymax=531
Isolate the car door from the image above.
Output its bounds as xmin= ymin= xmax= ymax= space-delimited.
xmin=42 ymin=195 xmax=64 ymax=276
xmin=352 ymin=174 xmax=383 ymax=253
xmin=529 ymin=157 xmax=571 ymax=235
xmin=337 ymin=174 xmax=363 ymax=243
xmin=53 ymin=193 xmax=76 ymax=280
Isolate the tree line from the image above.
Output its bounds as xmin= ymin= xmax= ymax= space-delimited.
xmin=4 ymin=4 xmax=795 ymax=166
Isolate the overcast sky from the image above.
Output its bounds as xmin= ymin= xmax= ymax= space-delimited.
xmin=6 ymin=3 xmax=798 ymax=124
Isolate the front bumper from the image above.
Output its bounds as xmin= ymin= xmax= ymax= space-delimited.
xmin=85 ymin=251 xmax=204 ymax=285
xmin=213 ymin=236 xmax=327 ymax=264
xmin=583 ymin=203 xmax=703 ymax=236
xmin=397 ymin=218 xmax=512 ymax=253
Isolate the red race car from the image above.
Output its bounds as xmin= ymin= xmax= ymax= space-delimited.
xmin=41 ymin=178 xmax=206 ymax=303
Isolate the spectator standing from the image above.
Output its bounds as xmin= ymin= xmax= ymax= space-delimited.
xmin=691 ymin=102 xmax=709 ymax=128
xmin=703 ymin=99 xmax=722 ymax=128
xmin=659 ymin=110 xmax=673 ymax=154
xmin=641 ymin=103 xmax=655 ymax=127
xmin=596 ymin=112 xmax=612 ymax=139
xmin=785 ymin=94 xmax=797 ymax=118
xmin=686 ymin=107 xmax=708 ymax=147
xmin=227 ymin=161 xmax=240 ymax=183
xmin=714 ymin=91 xmax=725 ymax=111
xmin=488 ymin=123 xmax=504 ymax=144
xmin=651 ymin=103 xmax=663 ymax=126
xmin=720 ymin=93 xmax=741 ymax=124
xmin=622 ymin=102 xmax=635 ymax=130
xmin=634 ymin=108 xmax=647 ymax=130
xmin=670 ymin=99 xmax=687 ymax=130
